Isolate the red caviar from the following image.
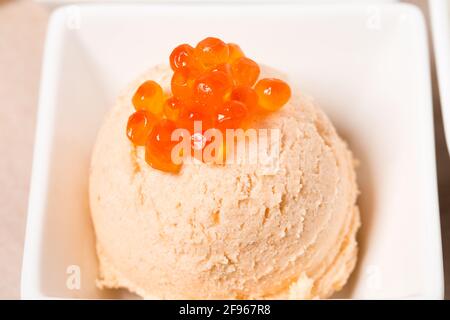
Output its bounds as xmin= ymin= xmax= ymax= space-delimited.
xmin=145 ymin=120 xmax=182 ymax=173
xmin=195 ymin=37 xmax=229 ymax=68
xmin=170 ymin=44 xmax=204 ymax=77
xmin=231 ymin=86 xmax=259 ymax=113
xmin=171 ymin=71 xmax=194 ymax=101
xmin=193 ymin=70 xmax=233 ymax=106
xmin=127 ymin=111 xmax=158 ymax=146
xmin=227 ymin=43 xmax=244 ymax=63
xmin=254 ymin=78 xmax=291 ymax=112
xmin=215 ymin=100 xmax=248 ymax=130
xmin=231 ymin=57 xmax=260 ymax=87
xmin=132 ymin=80 xmax=164 ymax=115
xmin=169 ymin=44 xmax=194 ymax=73
xmin=127 ymin=37 xmax=291 ymax=173
xmin=163 ymin=97 xmax=184 ymax=121
xmin=177 ymin=103 xmax=214 ymax=134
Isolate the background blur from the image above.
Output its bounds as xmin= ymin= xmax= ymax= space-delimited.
xmin=0 ymin=0 xmax=448 ymax=299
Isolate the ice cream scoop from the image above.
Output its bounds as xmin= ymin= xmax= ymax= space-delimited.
xmin=89 ymin=65 xmax=360 ymax=299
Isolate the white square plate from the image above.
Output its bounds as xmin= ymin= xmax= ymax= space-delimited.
xmin=430 ymin=0 xmax=450 ymax=154
xmin=22 ymin=3 xmax=444 ymax=299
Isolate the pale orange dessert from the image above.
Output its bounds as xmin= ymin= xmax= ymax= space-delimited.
xmin=89 ymin=38 xmax=360 ymax=299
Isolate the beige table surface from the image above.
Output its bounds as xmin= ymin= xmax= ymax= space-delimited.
xmin=0 ymin=0 xmax=448 ymax=299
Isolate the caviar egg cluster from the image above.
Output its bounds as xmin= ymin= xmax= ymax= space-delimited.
xmin=126 ymin=37 xmax=291 ymax=173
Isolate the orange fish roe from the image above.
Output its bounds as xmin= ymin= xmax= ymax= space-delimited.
xmin=215 ymin=100 xmax=248 ymax=130
xmin=177 ymin=103 xmax=214 ymax=135
xmin=169 ymin=44 xmax=205 ymax=77
xmin=230 ymin=86 xmax=259 ymax=113
xmin=163 ymin=97 xmax=184 ymax=121
xmin=145 ymin=120 xmax=182 ymax=173
xmin=126 ymin=111 xmax=158 ymax=146
xmin=193 ymin=70 xmax=233 ymax=106
xmin=169 ymin=44 xmax=195 ymax=74
xmin=231 ymin=57 xmax=260 ymax=87
xmin=227 ymin=43 xmax=244 ymax=63
xmin=132 ymin=80 xmax=164 ymax=115
xmin=194 ymin=37 xmax=230 ymax=68
xmin=171 ymin=71 xmax=194 ymax=101
xmin=127 ymin=37 xmax=291 ymax=173
xmin=254 ymin=78 xmax=291 ymax=112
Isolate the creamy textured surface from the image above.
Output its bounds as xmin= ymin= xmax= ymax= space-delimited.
xmin=89 ymin=65 xmax=360 ymax=299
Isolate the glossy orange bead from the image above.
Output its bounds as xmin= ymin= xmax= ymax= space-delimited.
xmin=132 ymin=80 xmax=164 ymax=115
xmin=231 ymin=57 xmax=260 ymax=87
xmin=169 ymin=44 xmax=195 ymax=74
xmin=215 ymin=100 xmax=248 ymax=130
xmin=169 ymin=44 xmax=205 ymax=77
xmin=193 ymin=70 xmax=233 ymax=106
xmin=171 ymin=71 xmax=194 ymax=101
xmin=177 ymin=104 xmax=214 ymax=161
xmin=145 ymin=120 xmax=182 ymax=173
xmin=212 ymin=63 xmax=232 ymax=77
xmin=195 ymin=37 xmax=229 ymax=68
xmin=227 ymin=43 xmax=244 ymax=63
xmin=126 ymin=111 xmax=158 ymax=146
xmin=230 ymin=86 xmax=259 ymax=112
xmin=177 ymin=103 xmax=214 ymax=135
xmin=163 ymin=97 xmax=184 ymax=121
xmin=254 ymin=78 xmax=291 ymax=112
